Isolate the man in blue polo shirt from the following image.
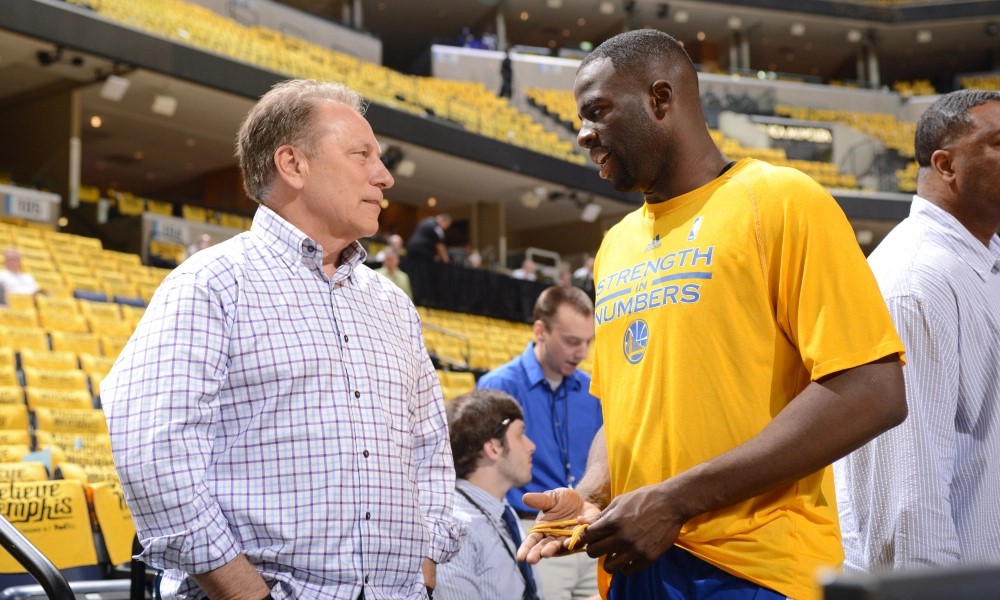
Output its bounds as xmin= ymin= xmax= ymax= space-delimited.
xmin=478 ymin=285 xmax=603 ymax=600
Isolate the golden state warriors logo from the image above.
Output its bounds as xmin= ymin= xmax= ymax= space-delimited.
xmin=623 ymin=319 xmax=648 ymax=365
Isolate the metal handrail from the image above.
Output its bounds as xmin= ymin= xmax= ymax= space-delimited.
xmin=0 ymin=514 xmax=74 ymax=600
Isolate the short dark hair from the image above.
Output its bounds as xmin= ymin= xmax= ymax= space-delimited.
xmin=447 ymin=389 xmax=524 ymax=479
xmin=580 ymin=29 xmax=694 ymax=79
xmin=914 ymin=89 xmax=1000 ymax=167
xmin=533 ymin=285 xmax=594 ymax=330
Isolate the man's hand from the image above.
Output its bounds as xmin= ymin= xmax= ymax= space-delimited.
xmin=422 ymin=558 xmax=436 ymax=590
xmin=517 ymin=488 xmax=601 ymax=564
xmin=579 ymin=481 xmax=684 ymax=576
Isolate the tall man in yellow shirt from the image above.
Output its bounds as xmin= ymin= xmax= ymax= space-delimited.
xmin=518 ymin=29 xmax=907 ymax=600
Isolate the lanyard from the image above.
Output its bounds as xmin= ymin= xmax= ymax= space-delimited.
xmin=455 ymin=488 xmax=531 ymax=595
xmin=547 ymin=382 xmax=574 ymax=487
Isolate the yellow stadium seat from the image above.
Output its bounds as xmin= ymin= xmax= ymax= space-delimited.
xmin=22 ymin=367 xmax=90 ymax=392
xmin=19 ymin=348 xmax=79 ymax=371
xmin=24 ymin=387 xmax=93 ymax=411
xmin=0 ymin=479 xmax=99 ymax=573
xmin=0 ymin=347 xmax=13 ymax=369
xmin=79 ymin=300 xmax=121 ymax=322
xmin=79 ymin=353 xmax=116 ymax=378
xmin=36 ymin=295 xmax=79 ymax=314
xmin=0 ymin=368 xmax=18 ymax=389
xmin=100 ymin=335 xmax=130 ymax=358
xmin=86 ymin=316 xmax=134 ymax=338
xmin=0 ymin=462 xmax=48 ymax=482
xmin=0 ymin=430 xmax=30 ymax=446
xmin=0 ymin=404 xmax=29 ymax=430
xmin=49 ymin=331 xmax=100 ymax=355
xmin=0 ymin=386 xmax=24 ymax=405
xmin=0 ymin=308 xmax=38 ymax=328
xmin=39 ymin=311 xmax=90 ymax=333
xmin=33 ymin=407 xmax=107 ymax=435
xmin=4 ymin=294 xmax=37 ymax=311
xmin=0 ymin=326 xmax=48 ymax=351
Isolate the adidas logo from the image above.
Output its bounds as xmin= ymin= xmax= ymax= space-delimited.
xmin=644 ymin=234 xmax=661 ymax=252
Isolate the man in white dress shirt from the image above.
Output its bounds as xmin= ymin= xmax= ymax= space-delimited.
xmin=835 ymin=89 xmax=1000 ymax=572
xmin=437 ymin=389 xmax=542 ymax=600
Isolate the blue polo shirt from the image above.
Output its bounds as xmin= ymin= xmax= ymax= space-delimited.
xmin=477 ymin=343 xmax=604 ymax=515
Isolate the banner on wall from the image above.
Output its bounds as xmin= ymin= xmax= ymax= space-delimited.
xmin=141 ymin=212 xmax=244 ymax=267
xmin=0 ymin=184 xmax=60 ymax=227
xmin=0 ymin=479 xmax=98 ymax=572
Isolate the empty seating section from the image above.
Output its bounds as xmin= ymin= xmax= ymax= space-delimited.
xmin=422 ymin=306 xmax=594 ymax=402
xmin=525 ymin=88 xmax=860 ymax=189
xmin=774 ymin=104 xmax=916 ymax=159
xmin=892 ymin=79 xmax=936 ymax=97
xmin=959 ymin=74 xmax=1000 ymax=91
xmin=64 ymin=0 xmax=582 ymax=165
xmin=0 ymin=225 xmax=148 ymax=579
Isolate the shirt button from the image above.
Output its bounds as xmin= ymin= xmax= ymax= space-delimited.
xmin=363 ymin=449 xmax=370 ymax=458
xmin=364 ymin=575 xmax=369 ymax=584
xmin=306 ymin=245 xmax=315 ymax=253
xmin=365 ymin=511 xmax=371 ymax=520
xmin=354 ymin=390 xmax=361 ymax=399
xmin=343 ymin=334 xmax=349 ymax=343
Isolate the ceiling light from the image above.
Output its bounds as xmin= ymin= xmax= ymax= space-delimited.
xmin=916 ymin=29 xmax=932 ymax=43
xmin=546 ymin=0 xmax=562 ymax=7
xmin=520 ymin=11 xmax=529 ymax=20
xmin=599 ymin=1 xmax=615 ymax=15
xmin=151 ymin=94 xmax=178 ymax=117
xmin=99 ymin=75 xmax=130 ymax=102
xmin=580 ymin=203 xmax=602 ymax=222
xmin=427 ymin=197 xmax=437 ymax=207
xmin=727 ymin=16 xmax=743 ymax=30
xmin=846 ymin=29 xmax=863 ymax=43
xmin=790 ymin=23 xmax=806 ymax=37
xmin=89 ymin=115 xmax=102 ymax=128
xmin=395 ymin=159 xmax=417 ymax=178
xmin=673 ymin=9 xmax=689 ymax=23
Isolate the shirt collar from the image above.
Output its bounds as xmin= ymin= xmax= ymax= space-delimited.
xmin=519 ymin=342 xmax=583 ymax=392
xmin=250 ymin=204 xmax=368 ymax=279
xmin=456 ymin=479 xmax=506 ymax=520
xmin=911 ymin=195 xmax=1000 ymax=281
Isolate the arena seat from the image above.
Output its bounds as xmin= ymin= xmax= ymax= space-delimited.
xmin=0 ymin=328 xmax=48 ymax=353
xmin=24 ymin=388 xmax=93 ymax=411
xmin=48 ymin=332 xmax=100 ymax=356
xmin=20 ymin=368 xmax=89 ymax=393
xmin=18 ymin=349 xmax=77 ymax=372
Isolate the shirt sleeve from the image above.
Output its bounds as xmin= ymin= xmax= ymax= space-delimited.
xmin=409 ymin=315 xmax=467 ymax=564
xmin=769 ymin=173 xmax=905 ymax=379
xmin=103 ymin=270 xmax=241 ymax=573
xmin=838 ymin=292 xmax=961 ymax=570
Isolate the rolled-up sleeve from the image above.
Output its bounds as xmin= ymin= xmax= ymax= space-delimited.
xmin=408 ymin=316 xmax=466 ymax=564
xmin=104 ymin=271 xmax=240 ymax=573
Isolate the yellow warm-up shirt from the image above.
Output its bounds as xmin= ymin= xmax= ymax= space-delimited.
xmin=590 ymin=159 xmax=904 ymax=600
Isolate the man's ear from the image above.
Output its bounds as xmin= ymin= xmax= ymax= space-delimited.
xmin=481 ymin=438 xmax=503 ymax=461
xmin=650 ymin=79 xmax=673 ymax=118
xmin=532 ymin=319 xmax=545 ymax=342
xmin=930 ymin=148 xmax=955 ymax=183
xmin=274 ymin=145 xmax=308 ymax=190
